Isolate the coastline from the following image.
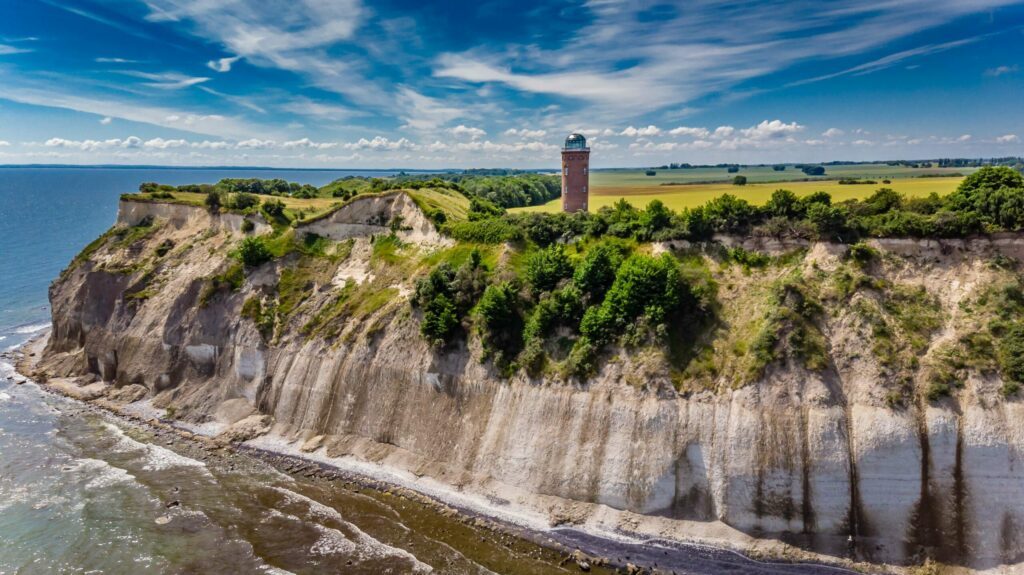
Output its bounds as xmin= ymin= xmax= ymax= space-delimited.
xmin=5 ymin=332 xmax=871 ymax=575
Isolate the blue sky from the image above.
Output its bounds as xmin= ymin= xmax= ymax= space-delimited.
xmin=0 ymin=0 xmax=1022 ymax=168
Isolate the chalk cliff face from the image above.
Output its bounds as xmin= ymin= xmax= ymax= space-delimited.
xmin=41 ymin=196 xmax=1024 ymax=570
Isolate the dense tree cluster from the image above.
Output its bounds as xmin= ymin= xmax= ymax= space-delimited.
xmin=414 ymin=238 xmax=704 ymax=379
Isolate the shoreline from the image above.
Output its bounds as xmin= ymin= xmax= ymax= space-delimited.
xmin=5 ymin=332 xmax=872 ymax=575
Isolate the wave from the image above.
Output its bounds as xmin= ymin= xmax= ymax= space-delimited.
xmin=13 ymin=322 xmax=50 ymax=334
xmin=101 ymin=421 xmax=210 ymax=474
xmin=66 ymin=457 xmax=138 ymax=490
xmin=271 ymin=486 xmax=432 ymax=572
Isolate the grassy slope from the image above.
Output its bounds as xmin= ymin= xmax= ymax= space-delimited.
xmin=513 ymin=176 xmax=965 ymax=213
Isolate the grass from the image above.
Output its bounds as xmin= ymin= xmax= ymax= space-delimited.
xmin=588 ymin=163 xmax=972 ymax=187
xmin=123 ymin=191 xmax=342 ymax=221
xmin=512 ymin=176 xmax=965 ymax=213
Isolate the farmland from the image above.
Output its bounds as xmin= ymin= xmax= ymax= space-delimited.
xmin=512 ymin=163 xmax=971 ymax=213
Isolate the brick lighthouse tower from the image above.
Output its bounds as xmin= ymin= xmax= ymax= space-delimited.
xmin=561 ymin=133 xmax=590 ymax=212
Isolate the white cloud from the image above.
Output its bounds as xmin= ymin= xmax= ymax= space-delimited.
xmin=143 ymin=137 xmax=188 ymax=149
xmin=822 ymin=128 xmax=844 ymax=138
xmin=450 ymin=125 xmax=487 ymax=139
xmin=852 ymin=139 xmax=874 ymax=146
xmin=0 ymin=141 xmax=9 ymax=146
xmin=504 ymin=128 xmax=547 ymax=139
xmin=576 ymin=128 xmax=615 ymax=137
xmin=668 ymin=126 xmax=710 ymax=138
xmin=739 ymin=120 xmax=803 ymax=140
xmin=44 ymin=136 xmax=142 ymax=150
xmin=280 ymin=97 xmax=354 ymax=119
xmin=958 ymin=134 xmax=972 ymax=142
xmin=997 ymin=134 xmax=1020 ymax=143
xmin=804 ymin=139 xmax=826 ymax=146
xmin=397 ymin=88 xmax=465 ymax=130
xmin=95 ymin=57 xmax=140 ymax=63
xmin=0 ymin=44 xmax=32 ymax=55
xmin=343 ymin=136 xmax=417 ymax=151
xmin=207 ymin=56 xmax=242 ymax=73
xmin=711 ymin=126 xmax=735 ymax=139
xmin=99 ymin=116 xmax=112 ymax=125
xmin=620 ymin=125 xmax=661 ymax=137
xmin=119 ymin=70 xmax=210 ymax=89
xmin=281 ymin=137 xmax=337 ymax=150
xmin=986 ymin=65 xmax=1018 ymax=77
xmin=192 ymin=140 xmax=231 ymax=149
xmin=236 ymin=138 xmax=277 ymax=149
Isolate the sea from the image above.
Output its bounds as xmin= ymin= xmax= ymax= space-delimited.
xmin=0 ymin=166 xmax=578 ymax=575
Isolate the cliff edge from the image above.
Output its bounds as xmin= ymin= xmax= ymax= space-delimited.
xmin=37 ymin=192 xmax=1024 ymax=571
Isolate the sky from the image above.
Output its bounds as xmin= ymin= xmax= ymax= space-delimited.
xmin=0 ymin=0 xmax=1022 ymax=169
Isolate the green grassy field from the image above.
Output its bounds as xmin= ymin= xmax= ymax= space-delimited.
xmin=513 ymin=176 xmax=966 ymax=214
xmin=589 ymin=163 xmax=972 ymax=187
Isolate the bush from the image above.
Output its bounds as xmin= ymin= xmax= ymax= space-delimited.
xmin=732 ymin=175 xmax=747 ymax=186
xmin=230 ymin=192 xmax=260 ymax=210
xmin=476 ymin=282 xmax=523 ymax=364
xmin=525 ymin=245 xmax=574 ymax=294
xmin=237 ymin=236 xmax=272 ymax=267
xmin=580 ymin=253 xmax=685 ymax=345
xmin=241 ymin=219 xmax=255 ymax=233
xmin=999 ymin=323 xmax=1024 ymax=384
xmin=205 ymin=190 xmax=224 ymax=211
xmin=573 ymin=242 xmax=628 ymax=301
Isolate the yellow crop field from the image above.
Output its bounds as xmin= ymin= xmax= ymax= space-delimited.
xmin=511 ymin=176 xmax=965 ymax=214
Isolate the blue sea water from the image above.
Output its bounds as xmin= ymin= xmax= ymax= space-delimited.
xmin=0 ymin=167 xmax=405 ymax=350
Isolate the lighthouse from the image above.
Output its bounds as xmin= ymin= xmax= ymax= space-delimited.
xmin=561 ymin=133 xmax=590 ymax=212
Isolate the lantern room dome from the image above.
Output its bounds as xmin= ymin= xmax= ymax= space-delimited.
xmin=564 ymin=133 xmax=587 ymax=150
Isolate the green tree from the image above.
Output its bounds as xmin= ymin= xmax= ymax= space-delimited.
xmin=525 ymin=245 xmax=574 ymax=294
xmin=237 ymin=236 xmax=272 ymax=267
xmin=732 ymin=175 xmax=748 ymax=186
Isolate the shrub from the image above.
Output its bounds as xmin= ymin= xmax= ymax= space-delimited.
xmin=241 ymin=219 xmax=255 ymax=233
xmin=732 ymin=175 xmax=747 ymax=186
xmin=525 ymin=244 xmax=574 ymax=294
xmin=573 ymin=242 xmax=628 ymax=301
xmin=999 ymin=322 xmax=1024 ymax=384
xmin=205 ymin=190 xmax=224 ymax=211
xmin=230 ymin=192 xmax=260 ymax=210
xmin=580 ymin=253 xmax=685 ymax=346
xmin=237 ymin=236 xmax=272 ymax=267
xmin=476 ymin=282 xmax=523 ymax=365
xmin=847 ymin=242 xmax=879 ymax=266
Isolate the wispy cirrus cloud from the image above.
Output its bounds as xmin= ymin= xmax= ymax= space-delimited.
xmin=435 ymin=0 xmax=1021 ymax=119
xmin=118 ymin=70 xmax=209 ymax=89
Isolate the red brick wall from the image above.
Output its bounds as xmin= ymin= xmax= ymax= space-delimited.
xmin=561 ymin=149 xmax=590 ymax=212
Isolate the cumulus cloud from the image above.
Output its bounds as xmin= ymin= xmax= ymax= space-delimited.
xmin=0 ymin=141 xmax=9 ymax=146
xmin=343 ymin=136 xmax=417 ymax=151
xmin=668 ymin=126 xmax=710 ymax=138
xmin=143 ymin=137 xmax=188 ymax=149
xmin=997 ymin=134 xmax=1020 ymax=143
xmin=44 ymin=136 xmax=142 ymax=150
xmin=852 ymin=139 xmax=874 ymax=146
xmin=620 ymin=125 xmax=661 ymax=137
xmin=739 ymin=120 xmax=803 ymax=140
xmin=282 ymin=137 xmax=337 ymax=150
xmin=822 ymin=128 xmax=844 ymax=138
xmin=958 ymin=134 xmax=972 ymax=142
xmin=449 ymin=125 xmax=487 ymax=139
xmin=207 ymin=56 xmax=242 ymax=73
xmin=711 ymin=126 xmax=735 ymax=139
xmin=236 ymin=138 xmax=277 ymax=149
xmin=504 ymin=128 xmax=547 ymax=139
xmin=576 ymin=128 xmax=616 ymax=137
